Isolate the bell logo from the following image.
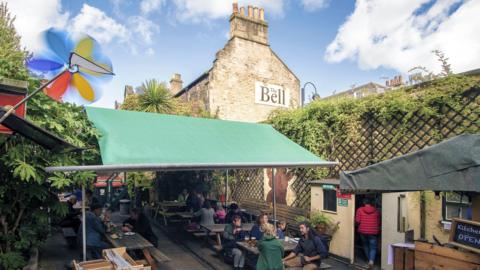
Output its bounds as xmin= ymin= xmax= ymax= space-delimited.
xmin=255 ymin=82 xmax=289 ymax=108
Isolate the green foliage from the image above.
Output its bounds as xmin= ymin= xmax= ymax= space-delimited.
xmin=0 ymin=3 xmax=28 ymax=81
xmin=310 ymin=212 xmax=334 ymax=225
xmin=0 ymin=86 xmax=99 ymax=268
xmin=0 ymin=82 xmax=99 ymax=270
xmin=295 ymin=212 xmax=333 ymax=226
xmin=122 ymin=79 xmax=175 ymax=113
xmin=120 ymin=79 xmax=215 ymax=118
xmin=0 ymin=251 xmax=25 ymax=270
xmin=269 ymin=75 xmax=480 ymax=164
xmin=295 ymin=212 xmax=339 ymax=235
xmin=0 ymin=6 xmax=100 ymax=267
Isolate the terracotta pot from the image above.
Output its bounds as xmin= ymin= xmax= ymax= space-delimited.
xmin=315 ymin=223 xmax=328 ymax=235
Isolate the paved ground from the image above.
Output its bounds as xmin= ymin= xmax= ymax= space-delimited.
xmin=38 ymin=212 xmax=213 ymax=270
xmin=38 ymin=210 xmax=356 ymax=269
xmin=151 ymin=215 xmax=355 ymax=270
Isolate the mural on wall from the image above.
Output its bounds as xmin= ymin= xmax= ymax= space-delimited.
xmin=264 ymin=168 xmax=297 ymax=205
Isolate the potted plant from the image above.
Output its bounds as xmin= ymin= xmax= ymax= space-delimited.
xmin=295 ymin=212 xmax=339 ymax=236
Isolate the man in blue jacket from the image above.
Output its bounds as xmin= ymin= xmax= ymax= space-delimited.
xmin=283 ymin=222 xmax=328 ymax=269
xmin=83 ymin=203 xmax=110 ymax=259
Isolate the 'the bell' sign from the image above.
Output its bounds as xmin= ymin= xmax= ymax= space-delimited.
xmin=255 ymin=81 xmax=290 ymax=108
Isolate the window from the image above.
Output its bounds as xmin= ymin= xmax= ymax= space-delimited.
xmin=443 ymin=192 xmax=471 ymax=221
xmin=323 ymin=189 xmax=337 ymax=212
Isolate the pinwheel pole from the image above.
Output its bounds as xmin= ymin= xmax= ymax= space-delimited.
xmin=0 ymin=68 xmax=68 ymax=124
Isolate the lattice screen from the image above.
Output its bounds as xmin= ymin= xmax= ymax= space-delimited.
xmin=232 ymin=87 xmax=479 ymax=210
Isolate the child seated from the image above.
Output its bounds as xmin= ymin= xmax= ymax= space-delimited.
xmin=215 ymin=203 xmax=226 ymax=223
xmin=276 ymin=220 xmax=286 ymax=239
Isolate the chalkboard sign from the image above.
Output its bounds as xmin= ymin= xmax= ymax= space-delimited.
xmin=449 ymin=218 xmax=480 ymax=253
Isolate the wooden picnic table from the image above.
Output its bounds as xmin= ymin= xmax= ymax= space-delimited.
xmin=175 ymin=212 xmax=194 ymax=219
xmin=154 ymin=201 xmax=187 ymax=225
xmin=158 ymin=201 xmax=186 ymax=208
xmin=236 ymin=239 xmax=297 ymax=255
xmin=200 ymin=223 xmax=254 ymax=246
xmin=105 ymin=232 xmax=157 ymax=270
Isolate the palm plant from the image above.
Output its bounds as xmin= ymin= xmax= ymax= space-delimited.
xmin=137 ymin=79 xmax=175 ymax=113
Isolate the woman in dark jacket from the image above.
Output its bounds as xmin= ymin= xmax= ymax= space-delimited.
xmin=250 ymin=213 xmax=269 ymax=240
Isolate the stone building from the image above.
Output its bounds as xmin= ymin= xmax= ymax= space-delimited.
xmin=170 ymin=3 xmax=300 ymax=123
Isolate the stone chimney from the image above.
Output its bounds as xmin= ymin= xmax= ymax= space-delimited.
xmin=124 ymin=85 xmax=134 ymax=98
xmin=170 ymin=73 xmax=183 ymax=94
xmin=229 ymin=2 xmax=268 ymax=45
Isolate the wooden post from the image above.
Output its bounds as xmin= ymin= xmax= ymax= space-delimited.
xmin=471 ymin=195 xmax=480 ymax=222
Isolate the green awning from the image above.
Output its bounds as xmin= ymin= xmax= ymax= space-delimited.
xmin=46 ymin=107 xmax=336 ymax=172
xmin=340 ymin=134 xmax=480 ymax=193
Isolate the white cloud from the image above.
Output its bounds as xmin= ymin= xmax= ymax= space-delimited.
xmin=141 ymin=0 xmax=164 ymax=14
xmin=3 ymin=0 xmax=69 ymax=51
xmin=146 ymin=48 xmax=155 ymax=55
xmin=128 ymin=16 xmax=159 ymax=44
xmin=301 ymin=0 xmax=330 ymax=12
xmin=325 ymin=0 xmax=480 ymax=74
xmin=70 ymin=4 xmax=128 ymax=44
xmin=171 ymin=0 xmax=284 ymax=22
xmin=4 ymin=1 xmax=160 ymax=55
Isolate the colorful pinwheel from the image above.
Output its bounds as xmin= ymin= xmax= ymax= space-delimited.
xmin=27 ymin=28 xmax=114 ymax=105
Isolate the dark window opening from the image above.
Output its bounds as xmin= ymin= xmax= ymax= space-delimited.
xmin=323 ymin=189 xmax=337 ymax=212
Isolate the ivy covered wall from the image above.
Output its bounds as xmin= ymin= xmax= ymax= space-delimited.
xmin=232 ymin=75 xmax=480 ymax=209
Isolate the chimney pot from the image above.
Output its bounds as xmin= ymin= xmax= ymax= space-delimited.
xmin=170 ymin=73 xmax=183 ymax=94
xmin=253 ymin=7 xmax=259 ymax=19
xmin=259 ymin=8 xmax=265 ymax=20
xmin=232 ymin=1 xmax=238 ymax=14
xmin=239 ymin=6 xmax=245 ymax=16
xmin=248 ymin=5 xmax=253 ymax=17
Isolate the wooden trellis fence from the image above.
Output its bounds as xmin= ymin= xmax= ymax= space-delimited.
xmin=232 ymin=86 xmax=480 ymax=210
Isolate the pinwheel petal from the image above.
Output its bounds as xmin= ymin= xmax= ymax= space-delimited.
xmin=44 ymin=71 xmax=71 ymax=101
xmin=27 ymin=58 xmax=64 ymax=72
xmin=75 ymin=36 xmax=94 ymax=60
xmin=45 ymin=28 xmax=72 ymax=63
xmin=72 ymin=73 xmax=95 ymax=102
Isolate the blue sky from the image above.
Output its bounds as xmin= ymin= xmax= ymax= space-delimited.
xmin=5 ymin=0 xmax=480 ymax=108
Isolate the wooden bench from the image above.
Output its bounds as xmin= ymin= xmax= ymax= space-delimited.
xmin=146 ymin=247 xmax=171 ymax=263
xmin=272 ymin=203 xmax=309 ymax=236
xmin=238 ymin=199 xmax=271 ymax=220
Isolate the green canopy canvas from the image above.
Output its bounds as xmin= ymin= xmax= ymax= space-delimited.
xmin=44 ymin=107 xmax=337 ymax=255
xmin=340 ymin=134 xmax=480 ymax=193
xmin=46 ymin=107 xmax=336 ymax=172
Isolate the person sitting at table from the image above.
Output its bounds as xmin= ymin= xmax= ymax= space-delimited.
xmin=198 ymin=192 xmax=206 ymax=208
xmin=59 ymin=195 xmax=81 ymax=233
xmin=283 ymin=221 xmax=328 ymax=270
xmin=186 ymin=190 xmax=201 ymax=212
xmin=257 ymin=223 xmax=284 ymax=270
xmin=83 ymin=203 xmax=110 ymax=259
xmin=223 ymin=215 xmax=247 ymax=270
xmin=85 ymin=189 xmax=100 ymax=207
xmin=215 ymin=203 xmax=226 ymax=223
xmin=276 ymin=220 xmax=286 ymax=240
xmin=250 ymin=213 xmax=269 ymax=240
xmin=194 ymin=200 xmax=215 ymax=225
xmin=177 ymin=188 xmax=189 ymax=202
xmin=123 ymin=208 xmax=158 ymax=246
xmin=225 ymin=203 xmax=247 ymax=224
